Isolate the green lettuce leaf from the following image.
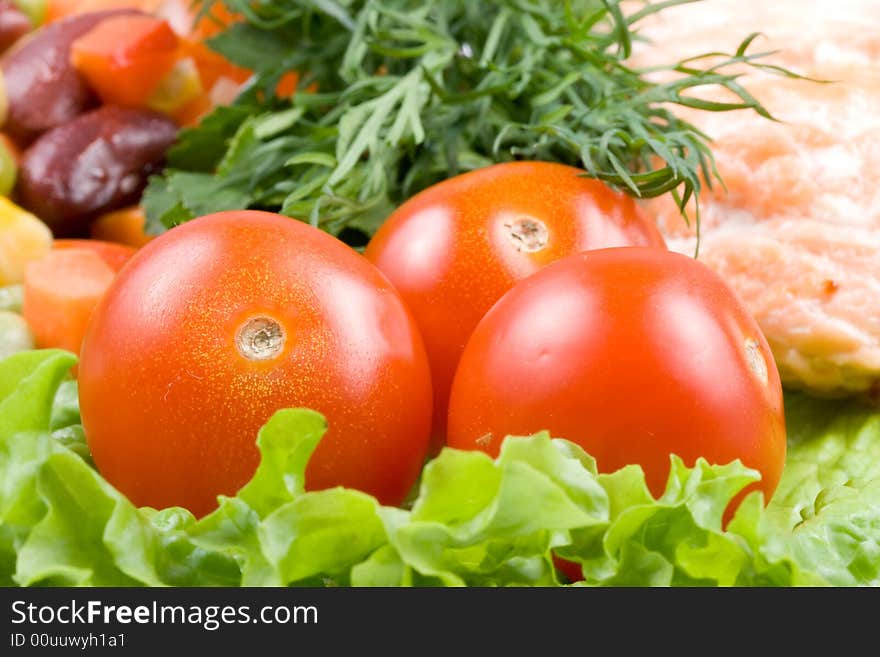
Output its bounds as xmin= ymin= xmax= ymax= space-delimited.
xmin=1 ymin=350 xmax=878 ymax=586
xmin=765 ymin=393 xmax=880 ymax=585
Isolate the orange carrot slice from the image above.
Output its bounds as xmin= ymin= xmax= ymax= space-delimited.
xmin=23 ymin=248 xmax=116 ymax=356
xmin=53 ymin=238 xmax=136 ymax=271
xmin=70 ymin=14 xmax=180 ymax=107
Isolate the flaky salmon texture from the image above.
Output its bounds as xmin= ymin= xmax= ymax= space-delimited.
xmin=633 ymin=0 xmax=880 ymax=400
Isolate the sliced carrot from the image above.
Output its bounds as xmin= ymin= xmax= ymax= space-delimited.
xmin=53 ymin=238 xmax=136 ymax=271
xmin=23 ymin=248 xmax=116 ymax=356
xmin=71 ymin=14 xmax=180 ymax=107
xmin=89 ymin=206 xmax=154 ymax=248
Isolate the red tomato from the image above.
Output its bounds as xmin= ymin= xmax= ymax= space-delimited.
xmin=553 ymin=555 xmax=583 ymax=584
xmin=78 ymin=211 xmax=433 ymax=516
xmin=365 ymin=161 xmax=665 ymax=448
xmin=447 ymin=247 xmax=786 ymax=505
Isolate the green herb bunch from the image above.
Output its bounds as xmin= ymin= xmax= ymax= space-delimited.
xmin=144 ymin=0 xmax=799 ymax=241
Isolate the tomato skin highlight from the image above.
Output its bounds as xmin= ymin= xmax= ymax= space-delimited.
xmin=365 ymin=161 xmax=665 ymax=447
xmin=78 ymin=211 xmax=433 ymax=516
xmin=447 ymin=247 xmax=786 ymax=504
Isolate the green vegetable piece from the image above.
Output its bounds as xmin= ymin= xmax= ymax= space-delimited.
xmin=49 ymin=379 xmax=79 ymax=431
xmin=261 ymin=489 xmax=387 ymax=585
xmin=351 ymin=544 xmax=408 ymax=586
xmin=50 ymin=425 xmax=91 ymax=465
xmin=0 ymin=285 xmax=23 ymax=313
xmin=236 ymin=408 xmax=328 ymax=516
xmin=0 ymin=138 xmax=17 ymax=198
xmin=766 ymin=393 xmax=880 ymax=586
xmin=0 ymin=312 xmax=34 ymax=359
xmin=0 ymin=349 xmax=77 ymax=585
xmin=15 ymin=451 xmax=162 ymax=586
xmin=11 ymin=0 xmax=44 ymax=27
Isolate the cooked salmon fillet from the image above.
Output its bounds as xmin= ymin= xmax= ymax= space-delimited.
xmin=632 ymin=1 xmax=880 ymax=399
xmin=629 ymin=0 xmax=880 ymax=70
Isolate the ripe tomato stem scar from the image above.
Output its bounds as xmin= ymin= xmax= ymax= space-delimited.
xmin=236 ymin=316 xmax=285 ymax=360
xmin=504 ymin=217 xmax=548 ymax=252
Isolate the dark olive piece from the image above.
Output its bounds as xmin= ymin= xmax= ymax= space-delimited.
xmin=17 ymin=106 xmax=178 ymax=236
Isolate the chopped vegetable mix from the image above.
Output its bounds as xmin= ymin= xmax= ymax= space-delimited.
xmin=70 ymin=14 xmax=180 ymax=107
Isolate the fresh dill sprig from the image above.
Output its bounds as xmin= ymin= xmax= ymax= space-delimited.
xmin=143 ymin=0 xmax=805 ymax=242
